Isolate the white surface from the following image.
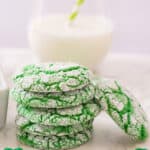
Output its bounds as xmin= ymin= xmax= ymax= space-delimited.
xmin=29 ymin=15 xmax=112 ymax=68
xmin=0 ymin=0 xmax=150 ymax=53
xmin=0 ymin=50 xmax=150 ymax=149
xmin=0 ymin=70 xmax=9 ymax=129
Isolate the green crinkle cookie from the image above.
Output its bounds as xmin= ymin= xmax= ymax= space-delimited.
xmin=16 ymin=116 xmax=93 ymax=137
xmin=17 ymin=102 xmax=100 ymax=126
xmin=13 ymin=63 xmax=92 ymax=93
xmin=95 ymin=79 xmax=149 ymax=141
xmin=11 ymin=83 xmax=95 ymax=108
xmin=17 ymin=129 xmax=92 ymax=150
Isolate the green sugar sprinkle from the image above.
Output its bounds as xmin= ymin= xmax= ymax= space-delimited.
xmin=4 ymin=148 xmax=23 ymax=150
xmin=135 ymin=148 xmax=148 ymax=150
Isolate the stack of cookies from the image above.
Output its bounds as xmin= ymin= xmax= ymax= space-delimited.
xmin=12 ymin=63 xmax=101 ymax=150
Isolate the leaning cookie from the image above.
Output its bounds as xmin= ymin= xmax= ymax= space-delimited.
xmin=16 ymin=116 xmax=93 ymax=137
xmin=17 ymin=129 xmax=92 ymax=150
xmin=11 ymin=83 xmax=95 ymax=108
xmin=95 ymin=79 xmax=149 ymax=141
xmin=17 ymin=102 xmax=100 ymax=126
xmin=13 ymin=63 xmax=92 ymax=93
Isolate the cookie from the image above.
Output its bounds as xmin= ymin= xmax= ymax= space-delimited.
xmin=11 ymin=83 xmax=95 ymax=108
xmin=95 ymin=79 xmax=149 ymax=141
xmin=16 ymin=116 xmax=93 ymax=137
xmin=17 ymin=129 xmax=92 ymax=150
xmin=13 ymin=63 xmax=92 ymax=93
xmin=17 ymin=102 xmax=100 ymax=126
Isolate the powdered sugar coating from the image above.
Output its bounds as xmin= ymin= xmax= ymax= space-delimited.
xmin=95 ymin=79 xmax=149 ymax=141
xmin=11 ymin=83 xmax=95 ymax=108
xmin=17 ymin=129 xmax=92 ymax=150
xmin=17 ymin=102 xmax=100 ymax=126
xmin=13 ymin=63 xmax=92 ymax=93
xmin=16 ymin=116 xmax=93 ymax=137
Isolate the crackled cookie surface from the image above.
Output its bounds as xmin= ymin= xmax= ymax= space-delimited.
xmin=13 ymin=63 xmax=92 ymax=93
xmin=12 ymin=83 xmax=95 ymax=108
xmin=17 ymin=102 xmax=100 ymax=126
xmin=17 ymin=129 xmax=92 ymax=150
xmin=95 ymin=79 xmax=149 ymax=141
xmin=16 ymin=116 xmax=93 ymax=137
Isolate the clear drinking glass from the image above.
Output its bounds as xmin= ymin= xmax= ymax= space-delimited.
xmin=29 ymin=0 xmax=113 ymax=70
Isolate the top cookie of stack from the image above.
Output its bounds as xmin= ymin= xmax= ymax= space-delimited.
xmin=12 ymin=62 xmax=96 ymax=109
xmin=13 ymin=62 xmax=92 ymax=93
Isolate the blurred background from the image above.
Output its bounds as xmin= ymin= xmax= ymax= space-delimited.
xmin=0 ymin=0 xmax=150 ymax=53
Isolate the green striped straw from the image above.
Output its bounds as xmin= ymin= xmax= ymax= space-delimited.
xmin=69 ymin=0 xmax=85 ymax=22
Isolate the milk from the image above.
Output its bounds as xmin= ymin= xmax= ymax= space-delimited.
xmin=28 ymin=14 xmax=113 ymax=69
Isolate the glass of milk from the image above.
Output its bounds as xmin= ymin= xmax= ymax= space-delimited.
xmin=29 ymin=0 xmax=113 ymax=70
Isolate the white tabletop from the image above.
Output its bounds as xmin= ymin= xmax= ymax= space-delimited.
xmin=0 ymin=49 xmax=150 ymax=150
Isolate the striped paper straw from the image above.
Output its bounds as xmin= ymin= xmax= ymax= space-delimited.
xmin=69 ymin=0 xmax=85 ymax=22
